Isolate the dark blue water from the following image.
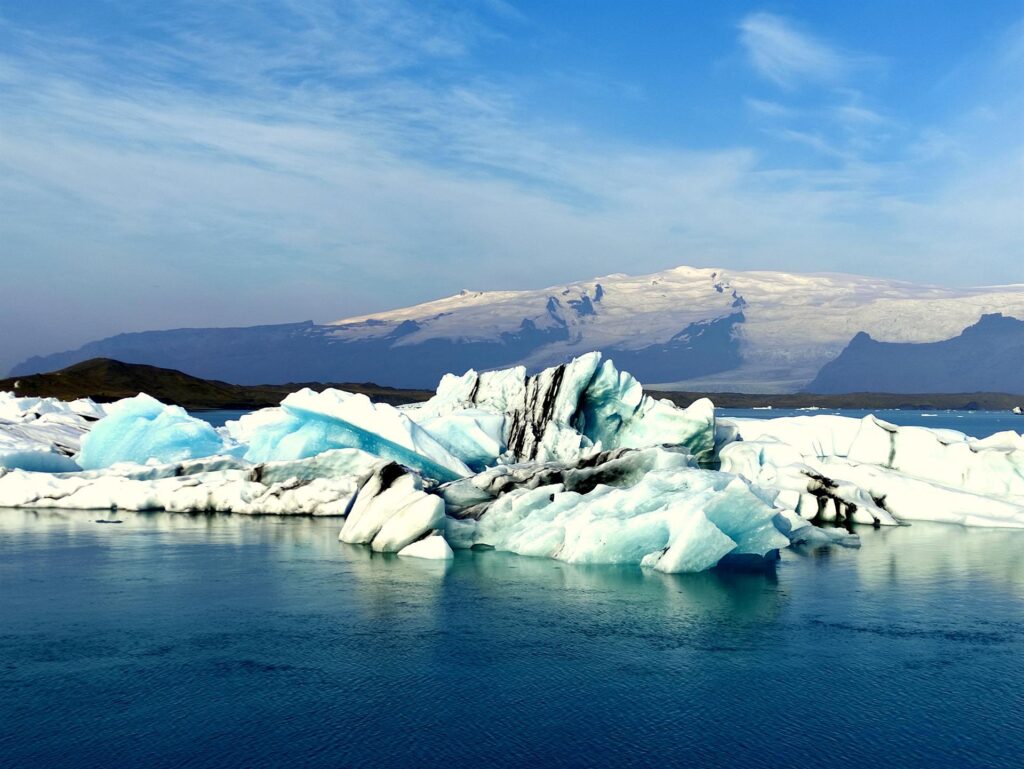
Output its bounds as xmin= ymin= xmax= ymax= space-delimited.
xmin=2 ymin=511 xmax=1022 ymax=768
xmin=194 ymin=407 xmax=1023 ymax=438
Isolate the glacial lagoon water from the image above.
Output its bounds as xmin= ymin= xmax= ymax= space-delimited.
xmin=2 ymin=510 xmax=1022 ymax=768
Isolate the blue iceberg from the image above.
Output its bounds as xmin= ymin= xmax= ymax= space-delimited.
xmin=76 ymin=394 xmax=229 ymax=470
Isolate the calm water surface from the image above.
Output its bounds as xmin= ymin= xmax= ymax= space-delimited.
xmin=1 ymin=511 xmax=1022 ymax=768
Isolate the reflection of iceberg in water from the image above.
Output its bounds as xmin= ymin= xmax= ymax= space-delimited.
xmin=4 ymin=508 xmax=1024 ymax=633
xmin=849 ymin=523 xmax=1024 ymax=598
xmin=450 ymin=550 xmax=786 ymax=631
xmin=0 ymin=507 xmax=333 ymax=555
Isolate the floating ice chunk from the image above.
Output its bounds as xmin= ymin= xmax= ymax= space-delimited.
xmin=0 ymin=392 xmax=105 ymax=423
xmin=443 ymin=457 xmax=790 ymax=572
xmin=0 ymin=392 xmax=106 ymax=471
xmin=67 ymin=398 xmax=107 ymax=421
xmin=814 ymin=458 xmax=1024 ymax=528
xmin=721 ymin=441 xmax=900 ymax=526
xmin=398 ymin=533 xmax=454 ymax=560
xmin=338 ymin=464 xmax=446 ymax=551
xmin=720 ymin=413 xmax=1024 ymax=528
xmin=0 ymin=448 xmax=387 ymax=515
xmin=847 ymin=416 xmax=1024 ymax=498
xmin=642 ymin=510 xmax=736 ymax=573
xmin=227 ymin=388 xmax=470 ymax=482
xmin=76 ymin=394 xmax=229 ymax=470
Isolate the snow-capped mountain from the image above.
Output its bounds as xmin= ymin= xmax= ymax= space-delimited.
xmin=326 ymin=266 xmax=1024 ymax=390
xmin=13 ymin=266 xmax=1024 ymax=392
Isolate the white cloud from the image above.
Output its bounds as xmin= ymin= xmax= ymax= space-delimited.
xmin=744 ymin=97 xmax=798 ymax=119
xmin=738 ymin=12 xmax=873 ymax=88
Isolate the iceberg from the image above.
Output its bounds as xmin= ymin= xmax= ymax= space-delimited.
xmin=76 ymin=394 xmax=230 ymax=470
xmin=226 ymin=388 xmax=471 ymax=482
xmin=720 ymin=414 xmax=1024 ymax=528
xmin=442 ymin=449 xmax=792 ymax=571
xmin=0 ymin=449 xmax=404 ymax=516
xmin=0 ymin=392 xmax=105 ymax=472
xmin=338 ymin=463 xmax=446 ymax=551
xmin=399 ymin=533 xmax=454 ymax=560
xmin=2 ymin=351 xmax=1023 ymax=573
xmin=405 ymin=352 xmax=716 ymax=465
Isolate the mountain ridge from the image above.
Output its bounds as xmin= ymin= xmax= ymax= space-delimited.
xmin=0 ymin=358 xmax=432 ymax=409
xmin=12 ymin=265 xmax=1024 ymax=392
xmin=806 ymin=313 xmax=1024 ymax=394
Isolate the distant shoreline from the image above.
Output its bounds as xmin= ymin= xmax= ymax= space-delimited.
xmin=651 ymin=391 xmax=1024 ymax=411
xmin=3 ymin=358 xmax=1021 ymax=412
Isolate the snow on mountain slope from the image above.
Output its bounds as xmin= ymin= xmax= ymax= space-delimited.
xmin=329 ymin=266 xmax=1024 ymax=392
xmin=13 ymin=266 xmax=1024 ymax=391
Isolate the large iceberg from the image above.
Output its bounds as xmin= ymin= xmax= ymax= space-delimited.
xmin=441 ymin=448 xmax=793 ymax=571
xmin=1 ymin=352 xmax=1022 ymax=573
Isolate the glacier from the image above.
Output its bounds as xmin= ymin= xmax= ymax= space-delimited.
xmin=0 ymin=352 xmax=1021 ymax=573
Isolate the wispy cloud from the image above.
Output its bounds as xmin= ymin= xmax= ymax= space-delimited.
xmin=744 ymin=97 xmax=798 ymax=119
xmin=738 ymin=12 xmax=875 ymax=88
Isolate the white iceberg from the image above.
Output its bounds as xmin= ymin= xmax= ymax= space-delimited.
xmin=443 ymin=455 xmax=792 ymax=572
xmin=0 ymin=449 xmax=414 ymax=517
xmin=720 ymin=414 xmax=1024 ymax=528
xmin=338 ymin=463 xmax=446 ymax=551
xmin=0 ymin=392 xmax=106 ymax=472
xmin=398 ymin=533 xmax=454 ymax=560
xmin=406 ymin=352 xmax=716 ymax=465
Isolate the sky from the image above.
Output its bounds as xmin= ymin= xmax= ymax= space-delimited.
xmin=1 ymin=0 xmax=1022 ymax=372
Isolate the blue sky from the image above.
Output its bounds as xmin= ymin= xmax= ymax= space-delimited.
xmin=1 ymin=0 xmax=1022 ymax=371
